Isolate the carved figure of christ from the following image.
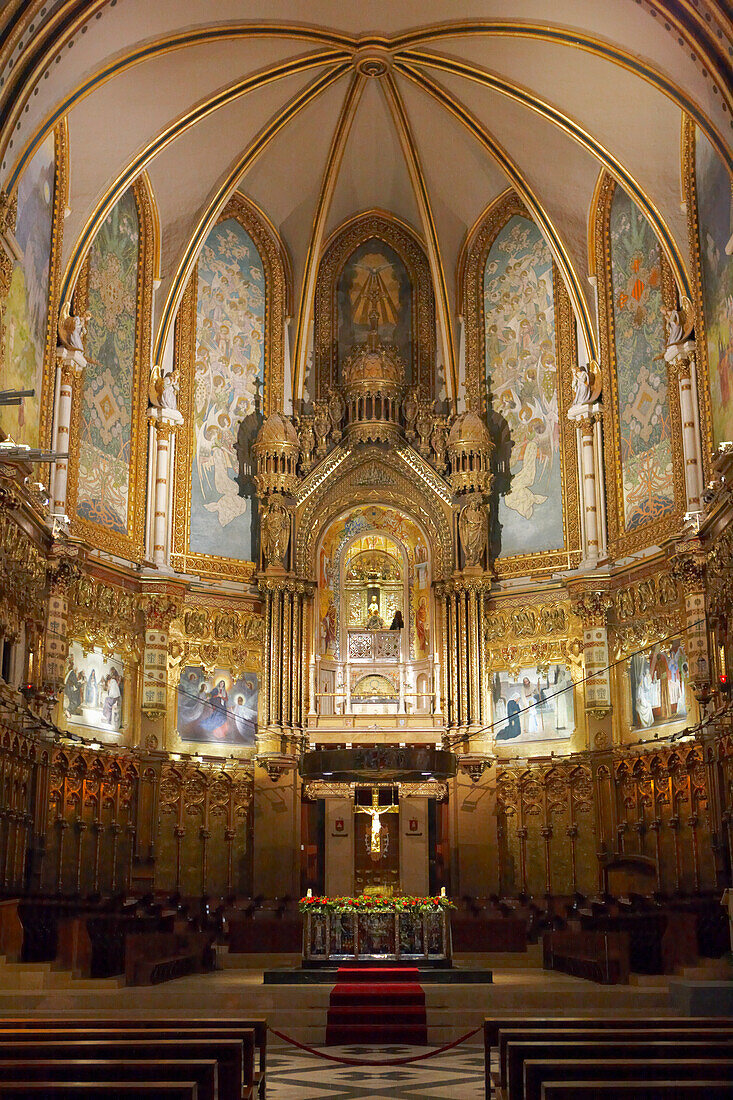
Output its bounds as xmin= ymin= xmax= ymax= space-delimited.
xmin=355 ymin=788 xmax=399 ymax=853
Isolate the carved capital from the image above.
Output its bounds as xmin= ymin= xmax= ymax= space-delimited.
xmin=668 ymin=539 xmax=706 ymax=596
xmin=569 ymin=587 xmax=612 ymax=628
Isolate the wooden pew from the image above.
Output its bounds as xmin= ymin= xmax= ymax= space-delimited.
xmin=503 ymin=1036 xmax=733 ymax=1100
xmin=483 ymin=1017 xmax=733 ymax=1099
xmin=0 ymin=1085 xmax=199 ymax=1099
xmin=524 ymin=1058 xmax=733 ymax=1100
xmin=542 ymin=930 xmax=629 ymax=983
xmin=0 ymin=1038 xmax=249 ymax=1100
xmin=0 ymin=1059 xmax=218 ymax=1100
xmin=0 ymin=1016 xmax=267 ymax=1099
xmin=541 ymin=1084 xmax=733 ymax=1099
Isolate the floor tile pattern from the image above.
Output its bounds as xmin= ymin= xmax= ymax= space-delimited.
xmin=268 ymin=1043 xmax=486 ymax=1099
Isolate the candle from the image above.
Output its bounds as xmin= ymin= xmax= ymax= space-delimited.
xmin=307 ymin=888 xmax=312 ymax=898
xmin=440 ymin=887 xmax=446 ymax=898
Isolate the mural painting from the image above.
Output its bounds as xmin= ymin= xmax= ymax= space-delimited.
xmin=0 ymin=135 xmax=55 ymax=449
xmin=318 ymin=506 xmax=428 ymax=660
xmin=492 ymin=664 xmax=575 ymax=743
xmin=176 ymin=665 xmax=258 ymax=745
xmin=190 ymin=217 xmax=264 ymax=563
xmin=628 ymin=641 xmax=687 ymax=730
xmin=609 ymin=187 xmax=674 ymax=531
xmin=337 ymin=238 xmax=412 ymax=382
xmin=695 ymin=128 xmax=733 ymax=449
xmin=484 ymin=215 xmax=563 ymax=557
xmin=76 ymin=188 xmax=139 ymax=533
xmin=63 ymin=642 xmax=125 ymax=733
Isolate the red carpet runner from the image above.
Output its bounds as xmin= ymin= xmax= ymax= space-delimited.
xmin=326 ymin=966 xmax=428 ymax=1045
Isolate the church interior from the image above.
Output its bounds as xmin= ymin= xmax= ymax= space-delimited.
xmin=0 ymin=2 xmax=733 ymax=1097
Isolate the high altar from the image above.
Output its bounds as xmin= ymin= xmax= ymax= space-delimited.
xmin=302 ymin=899 xmax=452 ymax=965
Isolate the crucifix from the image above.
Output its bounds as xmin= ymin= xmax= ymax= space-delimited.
xmin=355 ymin=788 xmax=399 ymax=858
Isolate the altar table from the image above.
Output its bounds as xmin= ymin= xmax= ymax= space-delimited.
xmin=302 ymin=902 xmax=452 ymax=963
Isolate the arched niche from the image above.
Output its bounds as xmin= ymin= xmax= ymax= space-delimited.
xmin=593 ymin=172 xmax=684 ymax=555
xmin=68 ymin=173 xmax=154 ymax=561
xmin=170 ymin=191 xmax=288 ymax=581
xmin=311 ymin=211 xmax=437 ymax=405
xmin=461 ymin=190 xmax=580 ymax=576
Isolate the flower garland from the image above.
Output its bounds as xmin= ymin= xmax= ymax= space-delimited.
xmin=298 ymin=894 xmax=454 ymax=915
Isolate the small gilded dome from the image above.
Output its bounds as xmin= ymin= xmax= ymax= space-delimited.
xmin=341 ymin=342 xmax=406 ymax=390
xmin=447 ymin=410 xmax=492 ymax=450
xmin=254 ymin=411 xmax=299 ymax=450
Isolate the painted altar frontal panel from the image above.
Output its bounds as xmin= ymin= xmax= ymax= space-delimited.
xmin=76 ymin=188 xmax=139 ymax=534
xmin=189 ymin=217 xmax=264 ymax=563
xmin=695 ymin=127 xmax=733 ymax=450
xmin=176 ymin=665 xmax=258 ymax=747
xmin=484 ymin=215 xmax=563 ymax=557
xmin=609 ymin=187 xmax=674 ymax=531
xmin=337 ymin=238 xmax=412 ymax=385
xmin=63 ymin=641 xmax=126 ymax=734
xmin=492 ymin=664 xmax=574 ymax=744
xmin=627 ymin=640 xmax=688 ymax=731
xmin=0 ymin=134 xmax=55 ymax=450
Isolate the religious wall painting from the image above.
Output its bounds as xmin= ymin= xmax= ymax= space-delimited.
xmin=337 ymin=238 xmax=412 ymax=384
xmin=609 ymin=187 xmax=674 ymax=531
xmin=189 ymin=217 xmax=265 ymax=564
xmin=76 ymin=187 xmax=140 ymax=534
xmin=63 ymin=641 xmax=126 ymax=734
xmin=483 ymin=215 xmax=564 ymax=557
xmin=694 ymin=127 xmax=733 ymax=449
xmin=492 ymin=663 xmax=575 ymax=743
xmin=628 ymin=641 xmax=687 ymax=731
xmin=0 ymin=134 xmax=55 ymax=449
xmin=176 ymin=664 xmax=258 ymax=746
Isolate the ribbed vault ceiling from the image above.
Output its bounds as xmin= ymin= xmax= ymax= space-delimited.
xmin=3 ymin=0 xmax=732 ymax=394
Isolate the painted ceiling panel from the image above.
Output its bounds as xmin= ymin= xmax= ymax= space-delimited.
xmin=397 ymin=73 xmax=509 ymax=326
xmin=323 ymin=77 xmax=422 ymax=240
xmin=239 ymin=76 xmax=352 ymax=317
xmin=141 ymin=69 xmax=320 ymax=311
xmin=60 ymin=41 xmax=324 ymax=270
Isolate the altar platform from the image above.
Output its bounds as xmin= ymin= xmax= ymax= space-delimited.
xmin=264 ymin=963 xmax=492 ymax=984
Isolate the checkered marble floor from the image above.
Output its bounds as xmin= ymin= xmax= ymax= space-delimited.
xmin=268 ymin=1043 xmax=486 ymax=1099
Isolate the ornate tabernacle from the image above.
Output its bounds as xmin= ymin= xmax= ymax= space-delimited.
xmin=300 ymin=896 xmax=453 ymax=964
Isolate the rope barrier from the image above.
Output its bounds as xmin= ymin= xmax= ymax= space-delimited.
xmin=268 ymin=1023 xmax=482 ymax=1065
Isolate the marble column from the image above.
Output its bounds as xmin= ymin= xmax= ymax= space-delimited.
xmin=569 ymin=583 xmax=613 ymax=748
xmin=258 ymin=575 xmax=314 ymax=755
xmin=137 ymin=581 xmax=185 ymax=723
xmin=669 ymin=535 xmax=710 ymax=704
xmin=43 ymin=548 xmax=83 ymax=689
xmin=51 ymin=349 xmax=85 ymax=520
xmin=569 ymin=404 xmax=606 ymax=564
xmin=146 ymin=406 xmax=183 ymax=568
xmin=666 ymin=344 xmax=704 ymax=514
xmin=436 ymin=574 xmax=491 ymax=745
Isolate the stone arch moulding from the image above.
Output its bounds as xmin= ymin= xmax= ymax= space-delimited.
xmin=460 ymin=188 xmax=581 ymax=578
xmin=312 ymin=209 xmax=437 ymax=403
xmin=169 ymin=190 xmax=288 ymax=582
xmin=294 ymin=446 xmax=453 ymax=582
xmin=593 ymin=171 xmax=685 ymax=558
xmin=67 ymin=172 xmax=154 ymax=562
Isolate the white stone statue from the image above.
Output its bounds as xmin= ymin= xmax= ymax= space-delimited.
xmin=459 ymin=497 xmax=488 ymax=568
xmin=57 ymin=302 xmax=88 ymax=353
xmin=662 ymin=296 xmax=695 ymax=357
xmin=572 ymin=364 xmax=593 ymax=407
xmin=148 ymin=365 xmax=180 ymax=411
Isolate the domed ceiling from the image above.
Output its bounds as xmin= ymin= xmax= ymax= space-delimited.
xmin=2 ymin=0 xmax=731 ymax=401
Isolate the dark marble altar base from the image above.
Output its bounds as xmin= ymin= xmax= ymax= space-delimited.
xmin=264 ymin=964 xmax=492 ymax=984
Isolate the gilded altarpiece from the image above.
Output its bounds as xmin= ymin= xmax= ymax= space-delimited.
xmin=313 ymin=211 xmax=436 ymax=400
xmin=68 ymin=176 xmax=154 ymax=561
xmin=461 ymin=191 xmax=581 ymax=577
xmin=171 ymin=193 xmax=286 ymax=581
xmin=594 ymin=173 xmax=685 ymax=556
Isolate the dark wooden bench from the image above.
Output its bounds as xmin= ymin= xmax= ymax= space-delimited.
xmin=541 ymin=1083 xmax=733 ymax=1099
xmin=0 ymin=1085 xmax=198 ymax=1099
xmin=451 ymin=916 xmax=527 ymax=952
xmin=124 ymin=931 xmax=214 ymax=984
xmin=503 ymin=1036 xmax=733 ymax=1100
xmin=542 ymin=930 xmax=629 ymax=983
xmin=483 ymin=1016 xmax=733 ymax=1099
xmin=0 ymin=1037 xmax=250 ymax=1100
xmin=0 ymin=1016 xmax=267 ymax=1099
xmin=524 ymin=1058 xmax=733 ymax=1100
xmin=0 ymin=1060 xmax=217 ymax=1100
